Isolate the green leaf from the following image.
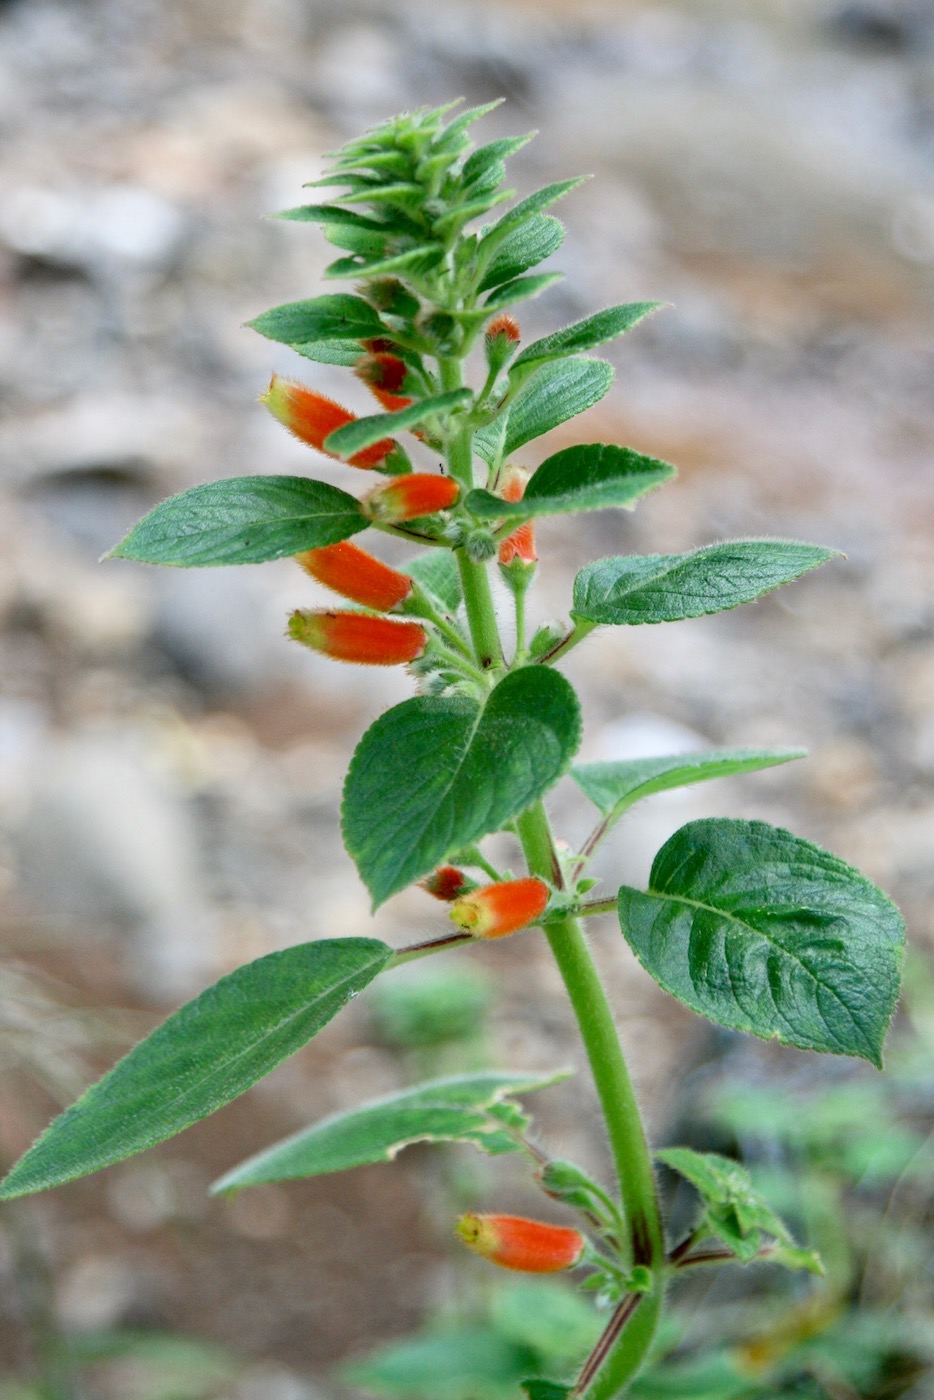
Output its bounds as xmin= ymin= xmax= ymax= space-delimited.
xmin=106 ymin=477 xmax=367 ymax=567
xmin=0 ymin=940 xmax=392 ymax=1200
xmin=246 ymin=293 xmax=384 ymax=347
xmin=324 ymin=389 xmax=473 ymax=459
xmin=343 ymin=667 xmax=582 ymax=906
xmin=571 ymin=747 xmax=806 ymax=822
xmin=514 ymin=302 xmax=665 ymax=366
xmin=475 ymin=357 xmax=615 ymax=464
xmin=403 ymin=550 xmax=463 ymax=614
xmin=497 ymin=1282 xmax=601 ymax=1361
xmin=478 ymin=214 xmax=565 ymax=292
xmin=324 ymin=244 xmax=443 ymax=281
xmin=463 ymin=133 xmax=535 ymax=186
xmin=467 ymin=444 xmax=674 ymax=521
xmin=618 ymin=818 xmax=905 ymax=1064
xmin=272 ymin=203 xmax=389 ymax=229
xmin=572 ymin=540 xmax=839 ymax=626
xmin=657 ymin=1147 xmax=822 ymax=1273
xmin=523 ymin=1382 xmax=572 ymax=1400
xmin=211 ymin=1070 xmax=567 ymax=1192
xmin=479 ymin=178 xmax=586 ymax=259
xmin=292 ymin=338 xmax=363 ymax=367
xmin=344 ymin=1325 xmax=532 ymax=1400
xmin=483 ymin=273 xmax=564 ymax=310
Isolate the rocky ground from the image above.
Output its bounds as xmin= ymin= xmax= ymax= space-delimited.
xmin=1 ymin=0 xmax=933 ymax=1394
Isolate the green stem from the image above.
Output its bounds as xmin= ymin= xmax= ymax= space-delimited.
xmin=439 ymin=355 xmax=504 ymax=672
xmin=516 ymin=802 xmax=665 ymax=1397
xmin=536 ymin=617 xmax=597 ymax=667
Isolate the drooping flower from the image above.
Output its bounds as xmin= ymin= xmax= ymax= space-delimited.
xmin=456 ymin=1213 xmax=585 ymax=1273
xmin=296 ymin=542 xmax=412 ymax=611
xmin=261 ymin=375 xmax=394 ymax=468
xmin=497 ymin=464 xmax=536 ymax=566
xmin=449 ymin=878 xmax=549 ymax=939
xmin=288 ymin=610 xmax=426 ymax=665
xmin=420 ymin=866 xmax=473 ymax=901
xmin=363 ymin=473 xmax=460 ymax=524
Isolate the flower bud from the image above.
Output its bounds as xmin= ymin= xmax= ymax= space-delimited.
xmin=288 ymin=610 xmax=427 ymax=665
xmin=420 ymin=866 xmax=474 ymax=901
xmin=363 ymin=473 xmax=460 ymax=524
xmin=261 ymin=375 xmax=394 ymax=469
xmin=449 ymin=878 xmax=549 ymax=939
xmin=456 ymin=1213 xmax=585 ymax=1273
xmin=355 ymin=352 xmax=412 ymax=413
xmin=296 ymin=542 xmax=413 ymax=612
xmin=485 ymin=314 xmax=521 ymax=344
xmin=497 ymin=465 xmax=536 ymax=567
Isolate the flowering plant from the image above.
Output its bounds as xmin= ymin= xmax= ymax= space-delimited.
xmin=0 ymin=101 xmax=905 ymax=1397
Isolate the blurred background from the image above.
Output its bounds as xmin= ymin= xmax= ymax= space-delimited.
xmin=1 ymin=0 xmax=933 ymax=1396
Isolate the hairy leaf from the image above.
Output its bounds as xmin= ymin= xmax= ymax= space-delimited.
xmin=0 ymin=940 xmax=392 ymax=1200
xmin=572 ymin=540 xmax=838 ymax=626
xmin=467 ymin=444 xmax=674 ymax=521
xmin=513 ymin=302 xmax=664 ymax=366
xmin=475 ymin=357 xmax=615 ymax=464
xmin=212 ymin=1070 xmax=567 ymax=1191
xmin=572 ymin=748 xmax=805 ymax=821
xmin=106 ymin=477 xmax=366 ymax=567
xmin=247 ymin=293 xmax=384 ymax=347
xmin=324 ymin=388 xmax=473 ymax=458
xmin=478 ymin=214 xmax=565 ymax=292
xmin=343 ymin=667 xmax=581 ymax=906
xmin=618 ymin=819 xmax=904 ymax=1064
xmin=483 ymin=273 xmax=564 ymax=310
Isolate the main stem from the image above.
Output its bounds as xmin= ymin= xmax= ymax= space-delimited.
xmin=444 ymin=395 xmax=665 ymax=1394
xmin=516 ymin=804 xmax=665 ymax=1398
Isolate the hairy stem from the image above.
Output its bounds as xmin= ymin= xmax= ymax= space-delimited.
xmin=516 ymin=802 xmax=665 ymax=1396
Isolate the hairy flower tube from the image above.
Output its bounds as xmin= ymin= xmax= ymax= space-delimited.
xmin=497 ymin=464 xmax=536 ymax=567
xmin=296 ymin=542 xmax=413 ymax=612
xmin=363 ymin=473 xmax=460 ymax=524
xmin=355 ymin=352 xmax=412 ymax=413
xmin=288 ymin=610 xmax=427 ymax=666
xmin=456 ymin=1213 xmax=585 ymax=1273
xmin=261 ymin=375 xmax=395 ymax=468
xmin=449 ymin=877 xmax=549 ymax=939
xmin=485 ymin=314 xmax=521 ymax=344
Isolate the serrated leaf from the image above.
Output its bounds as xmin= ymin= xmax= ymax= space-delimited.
xmin=343 ymin=667 xmax=582 ymax=906
xmin=467 ymin=444 xmax=673 ymax=521
xmin=324 ymin=389 xmax=473 ymax=459
xmin=572 ymin=540 xmax=839 ymax=626
xmin=514 ymin=302 xmax=665 ymax=366
xmin=403 ymin=550 xmax=463 ymax=614
xmin=0 ymin=940 xmax=392 ymax=1200
xmin=571 ymin=748 xmax=806 ymax=822
xmin=475 ymin=357 xmax=615 ymax=465
xmin=618 ymin=818 xmax=905 ymax=1064
xmin=483 ymin=272 xmax=564 ymax=310
xmin=479 ymin=214 xmax=565 ymax=292
xmin=211 ymin=1070 xmax=567 ymax=1192
xmin=106 ymin=477 xmax=366 ymax=567
xmin=247 ymin=294 xmax=384 ymax=347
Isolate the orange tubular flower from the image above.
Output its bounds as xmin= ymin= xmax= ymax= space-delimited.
xmin=296 ymin=542 xmax=412 ymax=612
xmin=497 ymin=464 xmax=536 ymax=566
xmin=449 ymin=878 xmax=549 ymax=939
xmin=457 ymin=1213 xmax=585 ymax=1273
xmin=356 ymin=352 xmax=413 ymax=413
xmin=288 ymin=610 xmax=427 ymax=666
xmin=420 ymin=866 xmax=472 ymax=901
xmin=363 ymin=473 xmax=460 ymax=524
xmin=261 ymin=375 xmax=395 ymax=469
